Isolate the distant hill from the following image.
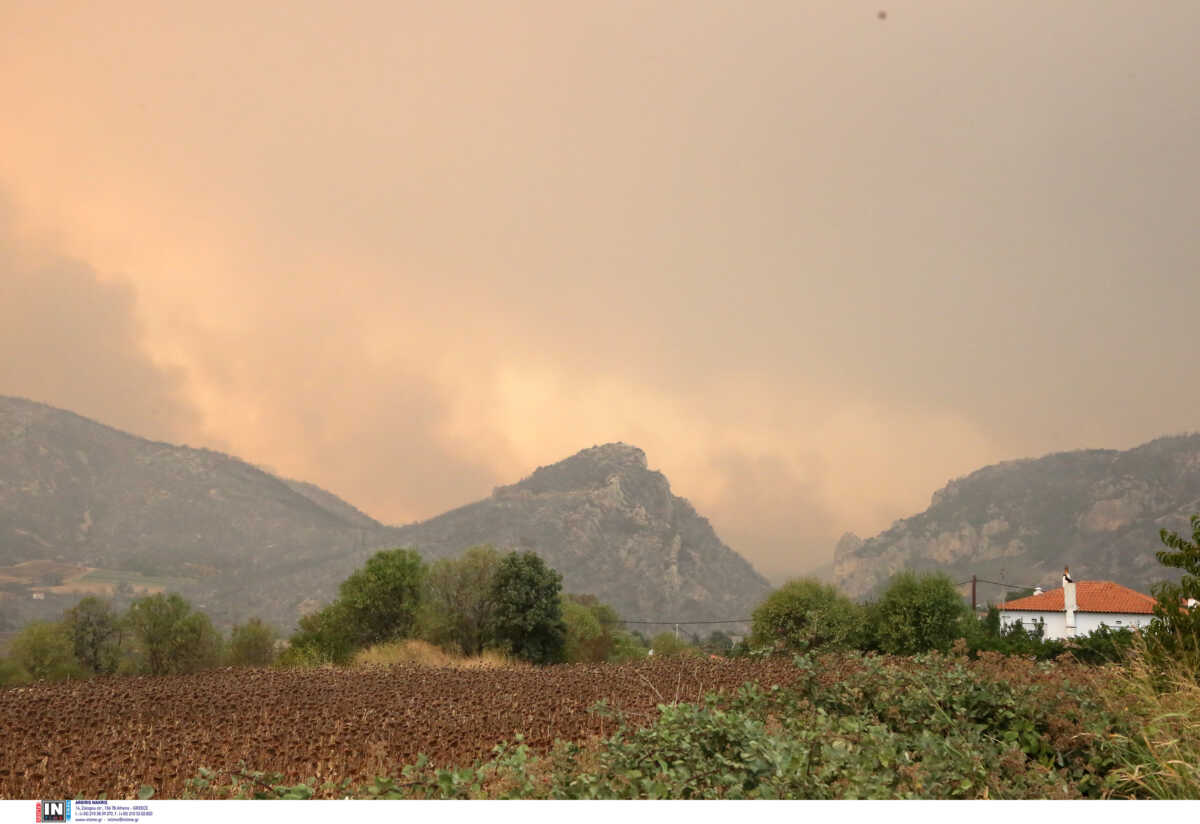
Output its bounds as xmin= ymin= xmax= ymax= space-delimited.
xmin=0 ymin=395 xmax=390 ymax=632
xmin=833 ymin=435 xmax=1200 ymax=600
xmin=0 ymin=396 xmax=769 ymax=633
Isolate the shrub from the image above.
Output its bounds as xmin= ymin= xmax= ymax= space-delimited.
xmin=647 ymin=632 xmax=699 ymax=658
xmin=8 ymin=621 xmax=82 ymax=681
xmin=337 ymin=548 xmax=427 ymax=647
xmin=126 ymin=593 xmax=222 ymax=675
xmin=420 ymin=546 xmax=501 ymax=656
xmin=868 ymin=571 xmax=968 ymax=654
xmin=228 ymin=618 xmax=277 ymax=667
xmin=750 ymin=578 xmax=863 ymax=654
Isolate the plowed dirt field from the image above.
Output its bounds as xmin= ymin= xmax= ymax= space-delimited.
xmin=0 ymin=657 xmax=804 ymax=798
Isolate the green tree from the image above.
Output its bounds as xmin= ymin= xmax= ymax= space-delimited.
xmin=229 ymin=617 xmax=277 ymax=667
xmin=64 ymin=596 xmax=123 ymax=675
xmin=337 ymin=548 xmax=427 ymax=647
xmin=9 ymin=621 xmax=81 ymax=680
xmin=750 ymin=578 xmax=864 ymax=654
xmin=561 ymin=594 xmax=623 ymax=663
xmin=869 ymin=571 xmax=968 ymax=655
xmin=284 ymin=602 xmax=357 ymax=666
xmin=126 ymin=593 xmax=222 ymax=675
xmin=489 ymin=551 xmax=566 ymax=665
xmin=421 ymin=545 xmax=502 ymax=655
xmin=1148 ymin=514 xmax=1200 ymax=667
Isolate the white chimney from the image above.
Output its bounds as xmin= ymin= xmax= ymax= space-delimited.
xmin=1062 ymin=566 xmax=1077 ymax=636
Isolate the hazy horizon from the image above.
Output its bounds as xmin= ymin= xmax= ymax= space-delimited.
xmin=4 ymin=1 xmax=1199 ymax=582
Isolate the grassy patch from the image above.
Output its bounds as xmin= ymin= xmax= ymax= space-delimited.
xmin=352 ymin=639 xmax=523 ymax=669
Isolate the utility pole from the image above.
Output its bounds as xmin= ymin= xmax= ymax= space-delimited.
xmin=971 ymin=575 xmax=977 ymax=613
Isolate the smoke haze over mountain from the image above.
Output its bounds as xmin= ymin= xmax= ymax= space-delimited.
xmin=3 ymin=1 xmax=1199 ymax=581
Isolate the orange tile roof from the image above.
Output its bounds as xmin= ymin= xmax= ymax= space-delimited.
xmin=1001 ymin=581 xmax=1156 ymax=615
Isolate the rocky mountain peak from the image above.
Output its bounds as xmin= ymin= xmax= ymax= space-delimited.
xmin=497 ymin=442 xmax=654 ymax=498
xmin=834 ymin=532 xmax=864 ymax=562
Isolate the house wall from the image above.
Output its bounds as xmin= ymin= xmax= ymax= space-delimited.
xmin=999 ymin=610 xmax=1151 ymax=639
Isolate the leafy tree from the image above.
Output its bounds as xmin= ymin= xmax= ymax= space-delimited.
xmin=8 ymin=621 xmax=81 ymax=680
xmin=489 ymin=551 xmax=567 ymax=665
xmin=229 ymin=618 xmax=277 ymax=667
xmin=868 ymin=571 xmax=968 ymax=655
xmin=562 ymin=594 xmax=630 ymax=663
xmin=64 ymin=596 xmax=123 ymax=675
xmin=750 ymin=579 xmax=864 ymax=654
xmin=421 ymin=545 xmax=502 ymax=655
xmin=1148 ymin=514 xmax=1200 ymax=667
xmin=337 ymin=548 xmax=427 ymax=647
xmin=561 ymin=596 xmax=606 ymax=663
xmin=126 ymin=593 xmax=222 ymax=675
xmin=284 ymin=601 xmax=357 ymax=666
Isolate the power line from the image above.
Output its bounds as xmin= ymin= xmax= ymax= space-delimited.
xmin=975 ymin=577 xmax=1043 ymax=591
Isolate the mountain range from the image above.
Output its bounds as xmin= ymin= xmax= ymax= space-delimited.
xmin=833 ymin=435 xmax=1200 ymax=601
xmin=0 ymin=396 xmax=769 ymax=633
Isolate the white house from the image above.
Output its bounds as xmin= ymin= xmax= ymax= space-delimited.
xmin=999 ymin=579 xmax=1156 ymax=640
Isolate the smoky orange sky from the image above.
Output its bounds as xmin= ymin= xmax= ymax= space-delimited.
xmin=3 ymin=1 xmax=1199 ymax=582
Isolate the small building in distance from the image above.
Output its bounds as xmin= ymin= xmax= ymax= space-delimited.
xmin=1000 ymin=580 xmax=1156 ymax=640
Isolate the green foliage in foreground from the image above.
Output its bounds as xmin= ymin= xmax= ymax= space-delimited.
xmin=174 ymin=650 xmax=1192 ymax=800
xmin=1148 ymin=514 xmax=1200 ymax=669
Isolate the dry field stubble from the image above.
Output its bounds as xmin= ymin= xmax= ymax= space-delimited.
xmin=0 ymin=657 xmax=803 ymax=799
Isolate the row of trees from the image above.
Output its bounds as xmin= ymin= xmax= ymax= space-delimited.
xmin=12 ymin=513 xmax=1192 ymax=682
xmin=285 ymin=545 xmax=688 ymax=666
xmin=750 ymin=515 xmax=1200 ymax=666
xmin=0 ymin=593 xmax=277 ymax=685
xmin=0 ymin=545 xmax=692 ymax=683
xmin=749 ymin=571 xmax=1139 ymax=663
xmin=285 ymin=546 xmax=584 ymax=666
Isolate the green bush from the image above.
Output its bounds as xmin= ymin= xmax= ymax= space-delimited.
xmin=229 ymin=618 xmax=277 ymax=667
xmin=420 ymin=546 xmax=502 ymax=656
xmin=64 ymin=596 xmax=124 ymax=675
xmin=647 ymin=632 xmax=699 ymax=658
xmin=1147 ymin=514 xmax=1200 ymax=672
xmin=337 ymin=548 xmax=427 ymax=647
xmin=8 ymin=620 xmax=82 ymax=681
xmin=750 ymin=578 xmax=863 ymax=654
xmin=0 ymin=655 xmax=31 ymax=686
xmin=868 ymin=571 xmax=968 ymax=655
xmin=285 ymin=602 xmax=357 ymax=666
xmin=126 ymin=593 xmax=222 ymax=675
